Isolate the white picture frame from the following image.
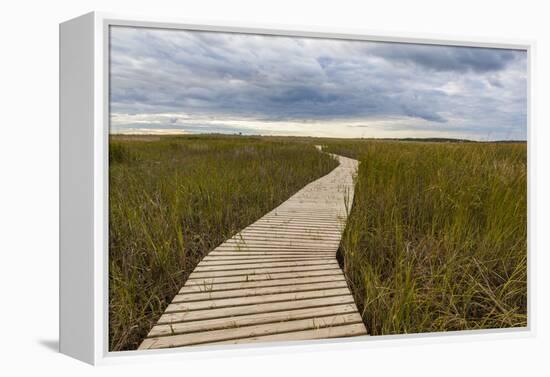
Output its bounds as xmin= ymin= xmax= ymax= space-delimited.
xmin=59 ymin=11 xmax=535 ymax=365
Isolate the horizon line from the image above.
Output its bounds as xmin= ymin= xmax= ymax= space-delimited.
xmin=109 ymin=131 xmax=527 ymax=143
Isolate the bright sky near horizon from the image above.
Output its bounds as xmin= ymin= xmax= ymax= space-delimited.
xmin=109 ymin=26 xmax=527 ymax=140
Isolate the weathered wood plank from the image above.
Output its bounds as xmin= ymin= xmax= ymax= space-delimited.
xmin=220 ymin=243 xmax=342 ymax=250
xmin=188 ymin=264 xmax=340 ymax=280
xmin=195 ymin=259 xmax=336 ymax=271
xmin=206 ymin=252 xmax=335 ymax=258
xmin=212 ymin=245 xmax=338 ymax=250
xmin=139 ymin=313 xmax=362 ymax=349
xmin=185 ymin=269 xmax=344 ymax=285
xmin=213 ymin=323 xmax=367 ymax=345
xmin=214 ymin=244 xmax=337 ymax=250
xmin=147 ymin=303 xmax=359 ymax=338
xmin=158 ymin=294 xmax=357 ymax=325
xmin=173 ymin=280 xmax=350 ymax=302
xmin=199 ymin=255 xmax=332 ymax=266
xmin=179 ymin=275 xmax=346 ymax=294
xmin=235 ymin=232 xmax=343 ymax=241
xmin=165 ymin=288 xmax=351 ymax=312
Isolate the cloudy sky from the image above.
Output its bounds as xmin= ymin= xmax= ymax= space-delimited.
xmin=110 ymin=26 xmax=527 ymax=140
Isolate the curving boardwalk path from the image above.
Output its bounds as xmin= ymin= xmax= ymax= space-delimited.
xmin=139 ymin=151 xmax=367 ymax=350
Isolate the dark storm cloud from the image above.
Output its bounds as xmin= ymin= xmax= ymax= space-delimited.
xmin=369 ymin=43 xmax=519 ymax=73
xmin=109 ymin=27 xmax=527 ymax=140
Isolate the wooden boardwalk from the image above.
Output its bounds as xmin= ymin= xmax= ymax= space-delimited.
xmin=139 ymin=152 xmax=367 ymax=350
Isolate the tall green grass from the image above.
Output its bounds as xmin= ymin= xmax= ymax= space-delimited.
xmin=109 ymin=135 xmax=338 ymax=351
xmin=324 ymin=141 xmax=527 ymax=334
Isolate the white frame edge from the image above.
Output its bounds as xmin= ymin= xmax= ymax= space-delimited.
xmin=59 ymin=11 xmax=536 ymax=365
xmin=60 ymin=12 xmax=96 ymax=364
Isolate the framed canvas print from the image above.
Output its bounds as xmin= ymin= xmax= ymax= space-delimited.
xmin=59 ymin=12 xmax=533 ymax=365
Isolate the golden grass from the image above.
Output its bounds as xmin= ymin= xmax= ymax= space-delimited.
xmin=323 ymin=141 xmax=527 ymax=334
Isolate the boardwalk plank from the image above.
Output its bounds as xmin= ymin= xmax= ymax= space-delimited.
xmin=214 ymin=323 xmax=367 ymax=345
xmin=179 ymin=275 xmax=346 ymax=294
xmin=165 ymin=288 xmax=351 ymax=312
xmin=173 ymin=281 xmax=350 ymax=302
xmin=139 ymin=313 xmax=362 ymax=349
xmin=147 ymin=304 xmax=359 ymax=338
xmin=185 ymin=269 xmax=345 ymax=285
xmin=157 ymin=295 xmax=358 ymax=324
xmin=206 ymin=252 xmax=335 ymax=258
xmin=195 ymin=259 xmax=336 ymax=271
xmin=204 ymin=255 xmax=332 ymax=261
xmin=188 ymin=264 xmax=340 ymax=280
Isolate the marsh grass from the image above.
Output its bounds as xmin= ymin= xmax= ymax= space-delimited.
xmin=324 ymin=141 xmax=527 ymax=335
xmin=109 ymin=135 xmax=338 ymax=350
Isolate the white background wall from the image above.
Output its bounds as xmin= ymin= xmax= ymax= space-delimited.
xmin=0 ymin=0 xmax=548 ymax=374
